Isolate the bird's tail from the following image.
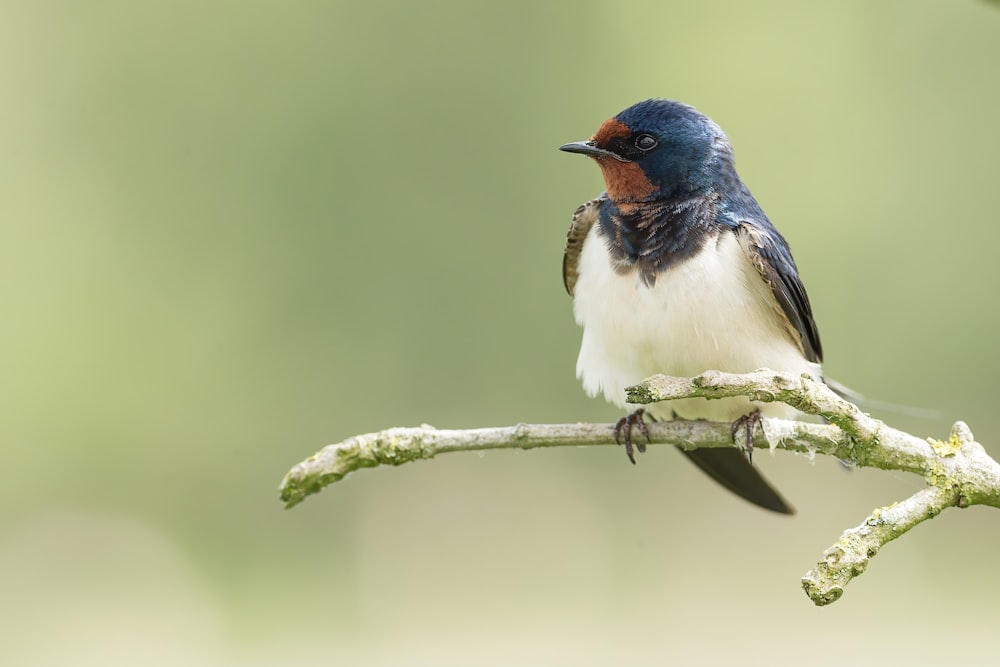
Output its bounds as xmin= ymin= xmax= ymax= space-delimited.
xmin=824 ymin=377 xmax=941 ymax=420
xmin=679 ymin=448 xmax=795 ymax=515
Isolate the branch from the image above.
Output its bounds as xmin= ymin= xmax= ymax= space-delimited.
xmin=278 ymin=369 xmax=1000 ymax=606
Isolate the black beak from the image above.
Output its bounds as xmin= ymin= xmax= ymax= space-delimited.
xmin=559 ymin=141 xmax=630 ymax=162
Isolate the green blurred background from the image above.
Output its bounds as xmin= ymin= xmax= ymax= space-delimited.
xmin=3 ymin=1 xmax=999 ymax=664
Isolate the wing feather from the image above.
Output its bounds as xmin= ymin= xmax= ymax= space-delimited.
xmin=562 ymin=196 xmax=605 ymax=296
xmin=736 ymin=223 xmax=823 ymax=363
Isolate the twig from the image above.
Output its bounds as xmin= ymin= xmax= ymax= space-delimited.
xmin=278 ymin=369 xmax=1000 ymax=606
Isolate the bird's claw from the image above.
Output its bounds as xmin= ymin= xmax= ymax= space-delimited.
xmin=731 ymin=410 xmax=763 ymax=463
xmin=614 ymin=408 xmax=650 ymax=464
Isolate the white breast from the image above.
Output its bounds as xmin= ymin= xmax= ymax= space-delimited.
xmin=573 ymin=225 xmax=821 ymax=422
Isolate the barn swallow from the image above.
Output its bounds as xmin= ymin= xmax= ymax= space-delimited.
xmin=560 ymin=99 xmax=824 ymax=514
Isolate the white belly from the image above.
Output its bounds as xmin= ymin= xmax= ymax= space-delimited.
xmin=573 ymin=226 xmax=821 ymax=422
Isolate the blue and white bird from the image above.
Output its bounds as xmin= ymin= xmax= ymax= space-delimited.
xmin=560 ymin=99 xmax=824 ymax=514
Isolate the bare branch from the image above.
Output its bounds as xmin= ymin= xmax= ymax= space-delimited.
xmin=278 ymin=370 xmax=1000 ymax=606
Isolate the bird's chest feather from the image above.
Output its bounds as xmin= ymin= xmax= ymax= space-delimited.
xmin=572 ymin=225 xmax=817 ymax=420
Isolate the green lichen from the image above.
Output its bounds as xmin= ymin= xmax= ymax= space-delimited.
xmin=924 ymin=461 xmax=949 ymax=488
xmin=624 ymin=383 xmax=655 ymax=404
xmin=372 ymin=435 xmax=433 ymax=466
xmin=803 ymin=581 xmax=843 ymax=606
xmin=927 ymin=433 xmax=962 ymax=458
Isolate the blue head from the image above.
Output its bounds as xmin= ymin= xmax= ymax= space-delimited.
xmin=560 ymin=99 xmax=736 ymax=203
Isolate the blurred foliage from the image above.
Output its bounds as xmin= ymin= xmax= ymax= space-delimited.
xmin=2 ymin=1 xmax=1000 ymax=665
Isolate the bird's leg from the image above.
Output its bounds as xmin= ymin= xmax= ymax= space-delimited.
xmin=731 ymin=409 xmax=763 ymax=463
xmin=614 ymin=408 xmax=650 ymax=464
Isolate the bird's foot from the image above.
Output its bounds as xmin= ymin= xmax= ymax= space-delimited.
xmin=731 ymin=409 xmax=763 ymax=463
xmin=614 ymin=408 xmax=649 ymax=464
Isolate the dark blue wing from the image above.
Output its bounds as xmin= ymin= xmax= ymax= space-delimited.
xmin=736 ymin=221 xmax=823 ymax=364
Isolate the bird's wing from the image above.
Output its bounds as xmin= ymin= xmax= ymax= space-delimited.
xmin=563 ymin=196 xmax=606 ymax=296
xmin=735 ymin=222 xmax=823 ymax=364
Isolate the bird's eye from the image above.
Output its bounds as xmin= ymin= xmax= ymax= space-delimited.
xmin=635 ymin=134 xmax=658 ymax=151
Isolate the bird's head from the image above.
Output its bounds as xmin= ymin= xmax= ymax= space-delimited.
xmin=560 ymin=99 xmax=733 ymax=203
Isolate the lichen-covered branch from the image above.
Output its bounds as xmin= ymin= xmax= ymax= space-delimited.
xmin=279 ymin=418 xmax=843 ymax=508
xmin=279 ymin=369 xmax=1000 ymax=606
xmin=628 ymin=370 xmax=1000 ymax=604
xmin=800 ymin=485 xmax=957 ymax=605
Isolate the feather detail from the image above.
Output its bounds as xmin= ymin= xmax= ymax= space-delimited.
xmin=562 ymin=196 xmax=605 ymax=296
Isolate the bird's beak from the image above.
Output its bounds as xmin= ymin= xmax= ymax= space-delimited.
xmin=559 ymin=140 xmax=630 ymax=162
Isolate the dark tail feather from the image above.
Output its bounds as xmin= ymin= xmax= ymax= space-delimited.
xmin=679 ymin=448 xmax=795 ymax=515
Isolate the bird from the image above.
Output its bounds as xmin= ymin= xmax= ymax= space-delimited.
xmin=559 ymin=99 xmax=824 ymax=514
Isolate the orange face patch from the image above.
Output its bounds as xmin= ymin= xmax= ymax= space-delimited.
xmin=589 ymin=118 xmax=657 ymax=203
xmin=592 ymin=118 xmax=631 ymax=145
xmin=595 ymin=158 xmax=657 ymax=204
